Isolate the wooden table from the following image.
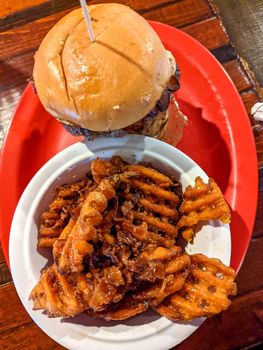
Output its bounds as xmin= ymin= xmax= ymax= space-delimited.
xmin=1 ymin=1 xmax=263 ymax=349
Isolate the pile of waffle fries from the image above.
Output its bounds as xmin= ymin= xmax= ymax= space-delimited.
xmin=30 ymin=156 xmax=236 ymax=321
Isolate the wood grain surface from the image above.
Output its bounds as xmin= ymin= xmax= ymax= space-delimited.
xmin=0 ymin=1 xmax=263 ymax=349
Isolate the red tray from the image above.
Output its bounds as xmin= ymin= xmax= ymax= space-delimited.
xmin=0 ymin=22 xmax=258 ymax=270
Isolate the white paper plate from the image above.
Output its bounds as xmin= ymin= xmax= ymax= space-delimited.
xmin=9 ymin=135 xmax=231 ymax=350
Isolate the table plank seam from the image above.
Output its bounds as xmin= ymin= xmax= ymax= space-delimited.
xmin=235 ymin=284 xmax=263 ymax=299
xmin=251 ymin=236 xmax=263 ymax=243
xmin=0 ymin=0 xmax=79 ymax=33
xmin=1 ymin=0 xmax=202 ymax=33
xmin=2 ymin=47 xmax=37 ymax=64
xmin=140 ymin=0 xmax=182 ymax=15
xmin=0 ymin=320 xmax=33 ymax=336
xmin=239 ymin=340 xmax=263 ymax=350
xmin=160 ymin=12 xmax=214 ymax=30
xmin=0 ymin=262 xmax=12 ymax=285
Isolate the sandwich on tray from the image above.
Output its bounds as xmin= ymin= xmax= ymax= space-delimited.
xmin=33 ymin=3 xmax=185 ymax=140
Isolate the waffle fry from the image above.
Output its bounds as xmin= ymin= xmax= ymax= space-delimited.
xmin=133 ymin=250 xmax=190 ymax=307
xmin=87 ymin=247 xmax=190 ymax=320
xmin=137 ymin=197 xmax=178 ymax=217
xmin=177 ymin=177 xmax=231 ymax=242
xmin=121 ymin=221 xmax=175 ymax=248
xmin=38 ymin=176 xmax=94 ymax=248
xmin=133 ymin=211 xmax=178 ymax=237
xmin=53 ymin=178 xmax=116 ymax=274
xmin=31 ymin=156 xmax=235 ymax=322
xmin=116 ymin=166 xmax=182 ymax=240
xmin=124 ymin=178 xmax=180 ymax=205
xmin=155 ymin=254 xmax=237 ymax=320
xmin=91 ymin=156 xmax=126 ymax=183
xmin=124 ymin=164 xmax=173 ymax=186
xmin=30 ymin=265 xmax=92 ymax=317
xmin=88 ymin=295 xmax=149 ymax=321
xmin=30 ymin=264 xmax=127 ymax=316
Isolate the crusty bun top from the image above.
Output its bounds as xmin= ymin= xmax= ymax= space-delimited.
xmin=33 ymin=3 xmax=175 ymax=131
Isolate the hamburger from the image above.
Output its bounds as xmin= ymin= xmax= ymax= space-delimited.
xmin=33 ymin=3 xmax=184 ymax=140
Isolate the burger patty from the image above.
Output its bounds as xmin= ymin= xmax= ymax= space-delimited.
xmin=63 ymin=92 xmax=172 ymax=139
xmin=33 ymin=68 xmax=180 ymax=139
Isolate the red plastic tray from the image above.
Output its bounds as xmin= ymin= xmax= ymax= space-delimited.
xmin=0 ymin=22 xmax=258 ymax=270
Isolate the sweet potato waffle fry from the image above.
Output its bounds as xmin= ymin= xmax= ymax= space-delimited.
xmin=30 ymin=263 xmax=127 ymax=317
xmin=87 ymin=295 xmax=149 ymax=321
xmin=53 ymin=178 xmax=116 ymax=274
xmin=38 ymin=175 xmax=95 ymax=248
xmin=177 ymin=177 xmax=231 ymax=242
xmin=30 ymin=156 xmax=236 ymax=322
xmin=155 ymin=254 xmax=237 ymax=320
xmin=87 ymin=246 xmax=190 ymax=320
xmin=132 ymin=247 xmax=191 ymax=307
xmin=116 ymin=165 xmax=183 ymax=240
xmin=91 ymin=156 xmax=126 ymax=183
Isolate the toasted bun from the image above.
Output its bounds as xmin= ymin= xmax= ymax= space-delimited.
xmin=33 ymin=3 xmax=175 ymax=131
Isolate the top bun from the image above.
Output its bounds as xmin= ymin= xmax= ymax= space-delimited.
xmin=33 ymin=3 xmax=175 ymax=131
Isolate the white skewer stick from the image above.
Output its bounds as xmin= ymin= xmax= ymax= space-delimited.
xmin=79 ymin=0 xmax=95 ymax=42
